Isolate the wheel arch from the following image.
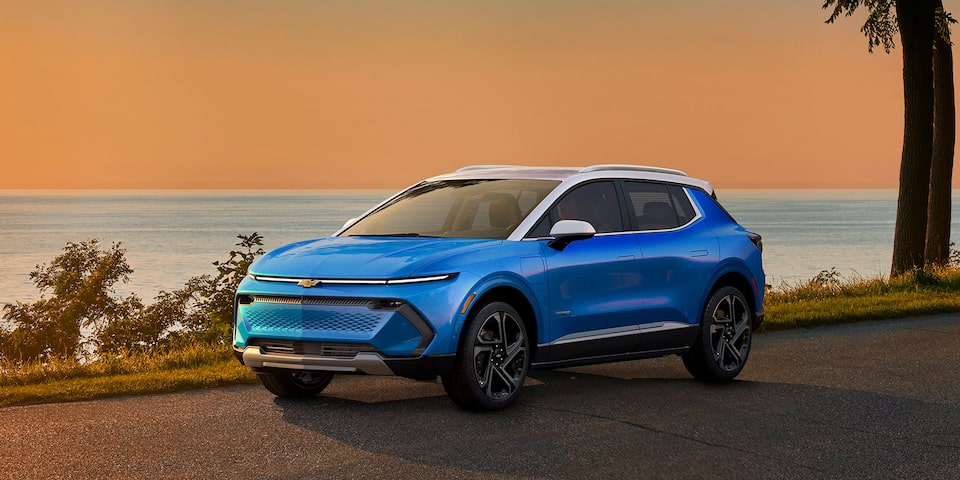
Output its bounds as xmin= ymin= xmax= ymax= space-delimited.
xmin=458 ymin=283 xmax=540 ymax=361
xmin=705 ymin=269 xmax=761 ymax=329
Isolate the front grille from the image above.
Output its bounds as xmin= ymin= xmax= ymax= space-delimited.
xmin=304 ymin=297 xmax=373 ymax=307
xmin=252 ymin=295 xmax=374 ymax=308
xmin=302 ymin=310 xmax=381 ymax=332
xmin=249 ymin=339 xmax=377 ymax=358
xmin=238 ymin=293 xmax=434 ymax=355
xmin=243 ymin=309 xmax=381 ymax=333
xmin=253 ymin=295 xmax=301 ymax=305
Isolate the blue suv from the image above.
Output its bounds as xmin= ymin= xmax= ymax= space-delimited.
xmin=233 ymin=165 xmax=764 ymax=410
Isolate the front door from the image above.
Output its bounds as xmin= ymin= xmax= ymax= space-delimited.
xmin=536 ymin=181 xmax=646 ymax=361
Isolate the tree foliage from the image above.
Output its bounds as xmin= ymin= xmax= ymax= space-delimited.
xmin=98 ymin=232 xmax=265 ymax=353
xmin=823 ymin=0 xmax=956 ymax=275
xmin=824 ymin=0 xmax=898 ymax=52
xmin=0 ymin=233 xmax=265 ymax=364
xmin=0 ymin=240 xmax=139 ymax=362
xmin=823 ymin=0 xmax=954 ymax=50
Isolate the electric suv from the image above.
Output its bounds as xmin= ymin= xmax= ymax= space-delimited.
xmin=233 ymin=165 xmax=764 ymax=410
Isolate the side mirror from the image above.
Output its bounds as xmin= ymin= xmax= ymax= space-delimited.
xmin=547 ymin=220 xmax=596 ymax=251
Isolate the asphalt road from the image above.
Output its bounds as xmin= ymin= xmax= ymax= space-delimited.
xmin=2 ymin=314 xmax=959 ymax=479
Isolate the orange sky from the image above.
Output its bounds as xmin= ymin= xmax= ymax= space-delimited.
xmin=1 ymin=1 xmax=958 ymax=190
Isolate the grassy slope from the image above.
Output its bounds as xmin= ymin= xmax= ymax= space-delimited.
xmin=0 ymin=343 xmax=257 ymax=407
xmin=2 ymin=268 xmax=959 ymax=408
xmin=0 ymin=364 xmax=257 ymax=407
xmin=761 ymin=267 xmax=960 ymax=330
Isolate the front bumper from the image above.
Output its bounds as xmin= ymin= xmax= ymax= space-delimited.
xmin=233 ymin=273 xmax=477 ymax=379
xmin=234 ymin=345 xmax=455 ymax=380
xmin=234 ymin=292 xmax=437 ymax=356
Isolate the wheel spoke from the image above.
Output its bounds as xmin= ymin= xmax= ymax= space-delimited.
xmin=710 ymin=324 xmax=725 ymax=358
xmin=479 ymin=354 xmax=494 ymax=389
xmin=712 ymin=334 xmax=724 ymax=359
xmin=723 ymin=338 xmax=742 ymax=364
xmin=473 ymin=345 xmax=493 ymax=382
xmin=493 ymin=364 xmax=520 ymax=393
xmin=495 ymin=312 xmax=507 ymax=344
xmin=476 ymin=312 xmax=503 ymax=345
xmin=502 ymin=326 xmax=525 ymax=365
xmin=474 ymin=344 xmax=494 ymax=357
xmin=729 ymin=318 xmax=748 ymax=345
xmin=721 ymin=294 xmax=731 ymax=314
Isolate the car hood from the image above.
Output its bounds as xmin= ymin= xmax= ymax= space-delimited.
xmin=248 ymin=236 xmax=501 ymax=279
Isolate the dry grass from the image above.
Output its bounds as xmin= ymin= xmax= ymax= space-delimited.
xmin=762 ymin=267 xmax=960 ymax=331
xmin=0 ymin=343 xmax=256 ymax=407
xmin=3 ymin=267 xmax=959 ymax=407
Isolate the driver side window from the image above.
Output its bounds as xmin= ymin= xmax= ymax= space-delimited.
xmin=527 ymin=181 xmax=623 ymax=237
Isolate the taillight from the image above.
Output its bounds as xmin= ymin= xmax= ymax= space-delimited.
xmin=747 ymin=232 xmax=763 ymax=252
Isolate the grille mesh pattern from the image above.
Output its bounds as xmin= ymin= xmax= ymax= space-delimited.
xmin=304 ymin=297 xmax=372 ymax=307
xmin=303 ymin=310 xmax=380 ymax=332
xmin=245 ymin=309 xmax=381 ymax=333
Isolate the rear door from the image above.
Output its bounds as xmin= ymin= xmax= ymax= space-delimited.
xmin=621 ymin=181 xmax=716 ymax=348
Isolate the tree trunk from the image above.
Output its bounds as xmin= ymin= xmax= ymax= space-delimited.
xmin=891 ymin=0 xmax=937 ymax=276
xmin=925 ymin=2 xmax=955 ymax=268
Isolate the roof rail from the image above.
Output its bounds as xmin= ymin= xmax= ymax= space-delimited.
xmin=579 ymin=164 xmax=688 ymax=176
xmin=455 ymin=165 xmax=528 ymax=173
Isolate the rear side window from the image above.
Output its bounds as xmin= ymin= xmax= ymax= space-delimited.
xmin=623 ymin=181 xmax=697 ymax=231
xmin=668 ymin=185 xmax=697 ymax=226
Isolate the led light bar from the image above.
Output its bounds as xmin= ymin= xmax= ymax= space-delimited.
xmin=247 ymin=272 xmax=458 ymax=286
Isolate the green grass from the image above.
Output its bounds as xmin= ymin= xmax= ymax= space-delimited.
xmin=3 ymin=267 xmax=960 ymax=408
xmin=0 ymin=363 xmax=256 ymax=407
xmin=0 ymin=343 xmax=256 ymax=407
xmin=761 ymin=267 xmax=960 ymax=331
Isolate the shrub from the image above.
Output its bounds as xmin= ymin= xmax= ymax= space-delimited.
xmin=0 ymin=240 xmax=140 ymax=363
xmin=0 ymin=234 xmax=264 ymax=364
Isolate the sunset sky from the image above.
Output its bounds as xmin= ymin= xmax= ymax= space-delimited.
xmin=2 ymin=0 xmax=959 ymax=190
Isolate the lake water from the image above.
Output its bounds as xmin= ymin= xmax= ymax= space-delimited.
xmin=1 ymin=189 xmax=958 ymax=308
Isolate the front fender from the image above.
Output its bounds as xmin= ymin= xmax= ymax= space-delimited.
xmin=446 ymin=272 xmax=545 ymax=354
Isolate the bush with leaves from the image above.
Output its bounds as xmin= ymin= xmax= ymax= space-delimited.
xmin=181 ymin=232 xmax=265 ymax=344
xmin=96 ymin=233 xmax=264 ymax=353
xmin=1 ymin=233 xmax=265 ymax=363
xmin=0 ymin=240 xmax=140 ymax=363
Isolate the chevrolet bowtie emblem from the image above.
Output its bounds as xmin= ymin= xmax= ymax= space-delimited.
xmin=298 ymin=279 xmax=321 ymax=288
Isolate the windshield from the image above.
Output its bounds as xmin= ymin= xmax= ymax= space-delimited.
xmin=341 ymin=179 xmax=560 ymax=239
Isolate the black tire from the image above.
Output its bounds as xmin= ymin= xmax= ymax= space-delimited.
xmin=256 ymin=370 xmax=334 ymax=398
xmin=683 ymin=286 xmax=753 ymax=382
xmin=441 ymin=301 xmax=530 ymax=411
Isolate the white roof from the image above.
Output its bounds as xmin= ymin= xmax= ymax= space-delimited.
xmin=431 ymin=164 xmax=713 ymax=195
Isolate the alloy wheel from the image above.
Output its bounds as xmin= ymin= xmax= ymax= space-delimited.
xmin=708 ymin=293 xmax=751 ymax=372
xmin=472 ymin=310 xmax=527 ymax=400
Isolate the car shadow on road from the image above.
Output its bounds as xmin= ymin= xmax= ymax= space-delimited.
xmin=272 ymin=368 xmax=960 ymax=479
